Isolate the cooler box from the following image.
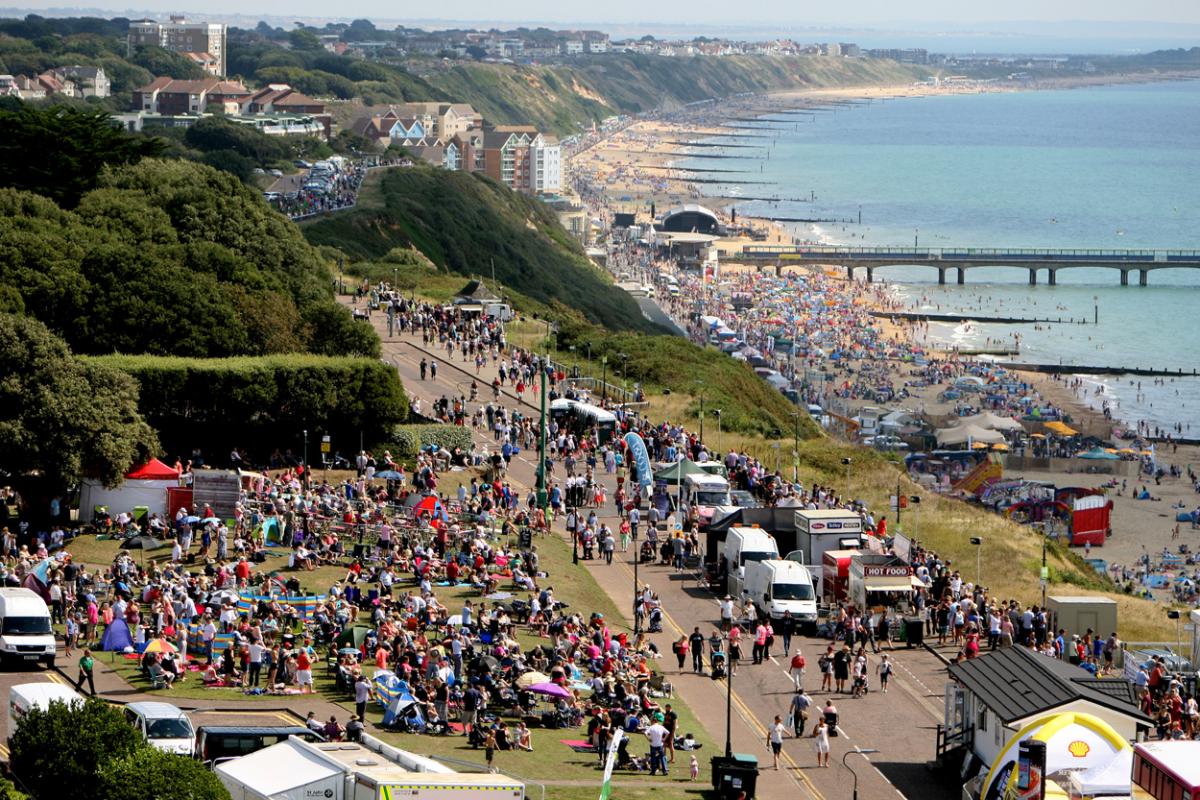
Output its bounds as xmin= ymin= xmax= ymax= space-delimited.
xmin=711 ymin=753 xmax=759 ymax=799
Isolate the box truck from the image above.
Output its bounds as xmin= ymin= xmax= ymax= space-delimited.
xmin=723 ymin=527 xmax=780 ymax=599
xmin=794 ymin=509 xmax=864 ymax=573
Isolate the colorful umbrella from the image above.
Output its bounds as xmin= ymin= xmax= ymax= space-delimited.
xmin=516 ymin=671 xmax=551 ymax=689
xmin=528 ymin=682 xmax=571 ymax=698
xmin=143 ymin=638 xmax=177 ymax=655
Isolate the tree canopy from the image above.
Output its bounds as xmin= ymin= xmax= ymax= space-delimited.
xmin=9 ymin=698 xmax=143 ymax=800
xmin=97 ymin=747 xmax=231 ymax=800
xmin=0 ymin=157 xmax=378 ymax=359
xmin=0 ymin=104 xmax=163 ymax=207
xmin=0 ymin=314 xmax=158 ymax=489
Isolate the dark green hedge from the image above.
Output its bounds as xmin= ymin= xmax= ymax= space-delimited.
xmin=89 ymin=354 xmax=408 ymax=460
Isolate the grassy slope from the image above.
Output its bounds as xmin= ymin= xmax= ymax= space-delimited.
xmin=427 ymin=54 xmax=932 ymax=133
xmin=303 ymin=165 xmax=660 ymax=334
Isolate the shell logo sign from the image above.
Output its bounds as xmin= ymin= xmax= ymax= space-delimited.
xmin=981 ymin=711 xmax=1129 ymax=800
xmin=1068 ymin=741 xmax=1091 ymax=758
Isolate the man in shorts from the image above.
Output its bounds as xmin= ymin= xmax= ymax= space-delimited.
xmin=295 ymin=648 xmax=314 ymax=693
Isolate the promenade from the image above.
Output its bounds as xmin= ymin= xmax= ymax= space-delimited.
xmin=350 ymin=296 xmax=958 ymax=800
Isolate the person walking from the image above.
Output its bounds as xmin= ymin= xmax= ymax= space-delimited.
xmin=646 ymin=715 xmax=670 ymax=776
xmin=602 ymin=530 xmax=615 ymax=565
xmin=789 ymin=648 xmax=806 ymax=691
xmin=789 ymin=688 xmax=813 ymax=737
xmin=812 ymin=715 xmax=831 ymax=768
xmin=877 ymin=654 xmax=893 ymax=693
xmin=689 ymin=626 xmax=705 ymax=674
xmin=767 ymin=715 xmax=786 ymax=770
xmin=673 ymin=635 xmax=689 ymax=672
xmin=75 ymin=648 xmax=96 ymax=696
xmin=355 ymin=673 xmax=373 ymax=721
xmin=778 ymin=611 xmax=795 ymax=656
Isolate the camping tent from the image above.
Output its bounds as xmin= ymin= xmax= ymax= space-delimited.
xmin=101 ymin=618 xmax=134 ymax=652
xmin=936 ymin=424 xmax=1006 ymax=447
xmin=78 ymin=458 xmax=181 ymax=519
xmin=405 ymin=494 xmax=449 ymax=522
xmin=653 ymin=459 xmax=708 ymax=486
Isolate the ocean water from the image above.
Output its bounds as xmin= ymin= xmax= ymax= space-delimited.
xmin=686 ymin=81 xmax=1200 ymax=433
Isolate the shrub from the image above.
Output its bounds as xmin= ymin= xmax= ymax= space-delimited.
xmin=97 ymin=746 xmax=231 ymax=800
xmin=391 ymin=424 xmax=473 ymax=457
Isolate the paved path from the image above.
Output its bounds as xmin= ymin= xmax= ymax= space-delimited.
xmin=347 ymin=299 xmax=960 ymax=799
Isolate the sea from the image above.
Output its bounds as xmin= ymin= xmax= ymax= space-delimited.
xmin=685 ymin=80 xmax=1200 ymax=435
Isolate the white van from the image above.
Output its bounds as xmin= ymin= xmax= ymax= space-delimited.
xmin=743 ymin=559 xmax=818 ymax=631
xmin=683 ymin=473 xmax=732 ymax=527
xmin=9 ymin=683 xmax=84 ymax=741
xmin=0 ymin=588 xmax=57 ymax=667
xmin=125 ymin=701 xmax=195 ymax=756
xmin=722 ymin=527 xmax=780 ymax=598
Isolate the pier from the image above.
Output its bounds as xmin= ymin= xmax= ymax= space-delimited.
xmin=740 ymin=245 xmax=1200 ymax=286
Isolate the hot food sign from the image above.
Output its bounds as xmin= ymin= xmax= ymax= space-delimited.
xmin=864 ymin=565 xmax=911 ymax=578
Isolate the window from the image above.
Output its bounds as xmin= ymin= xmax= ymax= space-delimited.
xmin=976 ymin=704 xmax=987 ymax=733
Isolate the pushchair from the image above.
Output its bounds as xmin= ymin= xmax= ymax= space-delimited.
xmin=710 ymin=650 xmax=727 ymax=680
xmin=639 ymin=540 xmax=655 ymax=564
xmin=647 ymin=606 xmax=663 ymax=633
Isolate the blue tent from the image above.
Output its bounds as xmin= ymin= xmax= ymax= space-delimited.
xmin=101 ymin=618 xmax=134 ymax=651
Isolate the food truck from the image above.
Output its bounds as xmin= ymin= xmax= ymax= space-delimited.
xmin=794 ymin=509 xmax=865 ymax=572
xmin=847 ymin=554 xmax=914 ymax=613
xmin=821 ymin=549 xmax=861 ymax=606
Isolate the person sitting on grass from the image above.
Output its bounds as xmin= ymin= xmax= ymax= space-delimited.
xmin=514 ymin=721 xmax=533 ymax=752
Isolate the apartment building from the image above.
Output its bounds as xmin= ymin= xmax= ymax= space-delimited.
xmin=133 ymin=77 xmax=249 ymax=115
xmin=128 ymin=17 xmax=227 ymax=77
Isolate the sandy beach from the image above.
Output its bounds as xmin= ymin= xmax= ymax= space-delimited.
xmin=569 ymin=85 xmax=1200 ymax=610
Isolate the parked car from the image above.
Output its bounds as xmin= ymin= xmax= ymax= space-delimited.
xmin=268 ymin=168 xmax=283 ymax=178
xmin=293 ymin=159 xmax=311 ymax=169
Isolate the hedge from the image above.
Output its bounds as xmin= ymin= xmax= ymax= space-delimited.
xmin=391 ymin=424 xmax=473 ymax=458
xmin=88 ymin=354 xmax=408 ymax=461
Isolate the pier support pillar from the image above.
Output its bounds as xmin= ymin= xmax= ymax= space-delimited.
xmin=1028 ymin=269 xmax=1037 ymax=286
xmin=956 ymin=268 xmax=965 ymax=285
xmin=937 ymin=268 xmax=946 ymax=285
xmin=1048 ymin=269 xmax=1057 ymax=286
xmin=1120 ymin=269 xmax=1129 ymax=286
xmin=1139 ymin=269 xmax=1148 ymax=287
xmin=846 ymin=265 xmax=854 ymax=282
xmin=865 ymin=268 xmax=874 ymax=284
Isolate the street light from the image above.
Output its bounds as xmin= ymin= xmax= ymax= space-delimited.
xmin=970 ymin=536 xmax=983 ymax=587
xmin=302 ymin=429 xmax=309 ymax=490
xmin=1094 ymin=294 xmax=1099 ymax=325
xmin=843 ymin=747 xmax=880 ymax=800
xmin=600 ymin=355 xmax=608 ymax=402
xmin=632 ymin=528 xmax=640 ymax=634
xmin=618 ymin=353 xmax=629 ymax=404
xmin=841 ymin=457 xmax=852 ymax=502
xmin=724 ymin=627 xmax=735 ymax=758
xmin=713 ymin=409 xmax=722 ymax=455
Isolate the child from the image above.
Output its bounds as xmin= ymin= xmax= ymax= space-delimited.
xmin=689 ymin=754 xmax=699 ymax=781
xmin=484 ymin=730 xmax=497 ymax=773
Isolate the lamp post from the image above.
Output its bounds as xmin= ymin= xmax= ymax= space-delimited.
xmin=842 ymin=456 xmax=852 ymax=501
xmin=970 ymin=536 xmax=983 ymax=587
xmin=536 ymin=361 xmax=548 ymax=510
xmin=697 ymin=381 xmax=705 ymax=444
xmin=302 ymin=429 xmax=309 ymax=490
xmin=1094 ymin=295 xmax=1099 ymax=326
xmin=713 ymin=409 xmax=722 ymax=455
xmin=570 ymin=501 xmax=578 ymax=565
xmin=632 ymin=529 xmax=640 ymax=634
xmin=601 ymin=355 xmax=608 ymax=402
xmin=569 ymin=344 xmax=576 ymax=378
xmin=843 ymin=747 xmax=880 ymax=800
xmin=724 ymin=627 xmax=734 ymax=758
xmin=1041 ymin=535 xmax=1048 ymax=609
xmin=618 ymin=353 xmax=629 ymax=405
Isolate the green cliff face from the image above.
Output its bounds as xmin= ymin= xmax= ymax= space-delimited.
xmin=427 ymin=54 xmax=931 ymax=134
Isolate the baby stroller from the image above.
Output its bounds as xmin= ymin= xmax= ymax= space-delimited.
xmin=647 ymin=606 xmax=663 ymax=633
xmin=710 ymin=650 xmax=727 ymax=680
xmin=639 ymin=539 xmax=655 ymax=564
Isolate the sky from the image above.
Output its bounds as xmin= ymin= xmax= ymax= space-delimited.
xmin=6 ymin=0 xmax=1200 ymax=26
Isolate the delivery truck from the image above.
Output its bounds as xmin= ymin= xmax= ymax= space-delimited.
xmin=723 ymin=527 xmax=780 ymax=599
xmin=794 ymin=509 xmax=865 ymax=574
xmin=742 ymin=559 xmax=818 ymax=631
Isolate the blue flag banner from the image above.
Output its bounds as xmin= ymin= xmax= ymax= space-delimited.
xmin=624 ymin=433 xmax=653 ymax=491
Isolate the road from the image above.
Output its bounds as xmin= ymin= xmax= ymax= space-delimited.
xmin=354 ymin=299 xmax=959 ymax=800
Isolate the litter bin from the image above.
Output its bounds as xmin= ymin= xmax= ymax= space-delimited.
xmin=711 ymin=753 xmax=759 ymax=799
xmin=905 ymin=616 xmax=924 ymax=648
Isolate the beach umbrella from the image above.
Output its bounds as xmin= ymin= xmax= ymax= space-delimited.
xmin=374 ymin=470 xmax=404 ymax=480
xmin=121 ymin=536 xmax=171 ymax=551
xmin=528 ymin=682 xmax=571 ymax=699
xmin=446 ymin=614 xmax=463 ymax=627
xmin=991 ymin=443 xmax=1009 ymax=452
xmin=338 ymin=647 xmax=362 ymax=656
xmin=470 ymin=655 xmax=499 ymax=672
xmin=485 ymin=591 xmax=513 ymax=601
xmin=335 ymin=626 xmax=370 ymax=649
xmin=142 ymin=638 xmax=177 ymax=655
xmin=184 ymin=515 xmax=201 ymax=524
xmin=972 ymin=442 xmax=989 ymax=450
xmin=201 ymin=516 xmax=221 ymax=525
xmin=516 ymin=671 xmax=551 ymax=689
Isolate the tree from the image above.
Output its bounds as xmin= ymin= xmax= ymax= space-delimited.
xmin=97 ymin=747 xmax=231 ymax=800
xmin=9 ymin=698 xmax=142 ymax=800
xmin=0 ymin=314 xmax=158 ymax=491
xmin=129 ymin=44 xmax=205 ymax=80
xmin=288 ymin=28 xmax=322 ymax=51
xmin=0 ymin=105 xmax=163 ymax=207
